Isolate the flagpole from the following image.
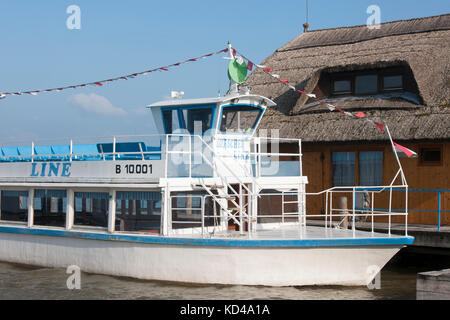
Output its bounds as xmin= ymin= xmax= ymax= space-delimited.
xmin=385 ymin=125 xmax=407 ymax=186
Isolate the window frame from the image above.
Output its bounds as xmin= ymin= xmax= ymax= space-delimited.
xmin=331 ymin=149 xmax=384 ymax=187
xmin=419 ymin=145 xmax=443 ymax=166
xmin=330 ymin=68 xmax=404 ymax=97
xmin=218 ymin=104 xmax=264 ymax=135
xmin=161 ymin=104 xmax=216 ymax=135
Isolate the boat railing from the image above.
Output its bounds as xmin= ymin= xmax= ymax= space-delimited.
xmin=169 ymin=185 xmax=410 ymax=238
xmin=0 ymin=134 xmax=166 ymax=163
xmin=164 ymin=134 xmax=302 ymax=179
xmin=0 ymin=133 xmax=303 ymax=180
xmin=169 ymin=194 xmax=224 ymax=237
xmin=305 ymin=184 xmax=409 ymax=237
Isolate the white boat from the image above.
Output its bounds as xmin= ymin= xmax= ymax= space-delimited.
xmin=0 ymin=46 xmax=413 ymax=286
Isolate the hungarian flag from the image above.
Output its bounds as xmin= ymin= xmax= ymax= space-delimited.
xmin=393 ymin=142 xmax=417 ymax=158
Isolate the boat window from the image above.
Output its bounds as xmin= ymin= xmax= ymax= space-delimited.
xmin=162 ymin=109 xmax=182 ymax=134
xmin=115 ymin=191 xmax=161 ymax=233
xmin=33 ymin=189 xmax=67 ymax=228
xmin=74 ymin=192 xmax=109 ymax=228
xmin=181 ymin=108 xmax=213 ymax=134
xmin=171 ymin=192 xmax=218 ymax=230
xmin=219 ymin=105 xmax=262 ymax=133
xmin=0 ymin=190 xmax=29 ymax=223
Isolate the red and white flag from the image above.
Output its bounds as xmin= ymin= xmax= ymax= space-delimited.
xmin=393 ymin=142 xmax=417 ymax=158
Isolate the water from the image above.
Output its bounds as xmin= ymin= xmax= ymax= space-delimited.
xmin=0 ymin=248 xmax=448 ymax=300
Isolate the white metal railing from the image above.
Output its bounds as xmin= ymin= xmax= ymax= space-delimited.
xmin=0 ymin=134 xmax=165 ymax=163
xmin=170 ymin=194 xmax=223 ymax=237
xmin=305 ymin=184 xmax=409 ymax=237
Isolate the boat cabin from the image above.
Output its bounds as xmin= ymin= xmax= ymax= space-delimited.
xmin=0 ymin=93 xmax=307 ymax=237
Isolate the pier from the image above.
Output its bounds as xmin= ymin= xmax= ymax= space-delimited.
xmin=306 ymin=220 xmax=450 ymax=250
xmin=417 ymin=269 xmax=450 ymax=300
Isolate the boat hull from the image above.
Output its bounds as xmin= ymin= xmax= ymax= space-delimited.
xmin=0 ymin=228 xmax=408 ymax=286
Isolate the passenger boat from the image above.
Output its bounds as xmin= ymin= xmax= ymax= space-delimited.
xmin=0 ymin=46 xmax=413 ymax=286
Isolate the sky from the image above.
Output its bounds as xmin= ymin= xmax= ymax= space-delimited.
xmin=0 ymin=0 xmax=448 ymax=142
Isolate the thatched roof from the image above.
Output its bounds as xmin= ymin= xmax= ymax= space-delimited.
xmin=246 ymin=14 xmax=450 ymax=143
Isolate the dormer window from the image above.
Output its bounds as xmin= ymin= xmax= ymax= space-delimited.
xmin=355 ymin=75 xmax=378 ymax=94
xmin=326 ymin=66 xmax=407 ymax=97
xmin=333 ymin=79 xmax=351 ymax=95
xmin=382 ymin=75 xmax=403 ymax=91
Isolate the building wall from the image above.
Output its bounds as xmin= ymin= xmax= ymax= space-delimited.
xmin=298 ymin=141 xmax=450 ymax=226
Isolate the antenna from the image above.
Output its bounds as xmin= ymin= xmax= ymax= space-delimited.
xmin=303 ymin=0 xmax=309 ymax=32
xmin=171 ymin=91 xmax=184 ymax=99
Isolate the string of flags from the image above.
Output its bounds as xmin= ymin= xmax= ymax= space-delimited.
xmin=0 ymin=47 xmax=229 ymax=99
xmin=233 ymin=47 xmax=417 ymax=158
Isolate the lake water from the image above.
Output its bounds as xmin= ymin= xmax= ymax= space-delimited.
xmin=0 ymin=248 xmax=448 ymax=300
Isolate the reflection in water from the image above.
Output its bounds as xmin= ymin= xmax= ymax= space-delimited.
xmin=0 ymin=248 xmax=448 ymax=300
xmin=0 ymin=264 xmax=416 ymax=300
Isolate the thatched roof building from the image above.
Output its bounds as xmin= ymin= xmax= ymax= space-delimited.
xmin=246 ymin=14 xmax=450 ymax=143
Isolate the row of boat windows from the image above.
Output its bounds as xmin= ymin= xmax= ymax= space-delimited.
xmin=0 ymin=190 xmax=161 ymax=233
xmin=162 ymin=105 xmax=263 ymax=135
xmin=0 ymin=189 xmax=300 ymax=232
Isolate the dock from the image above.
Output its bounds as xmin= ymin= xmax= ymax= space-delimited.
xmin=306 ymin=220 xmax=450 ymax=249
xmin=417 ymin=269 xmax=450 ymax=300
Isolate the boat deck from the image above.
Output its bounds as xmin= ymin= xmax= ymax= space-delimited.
xmin=168 ymin=224 xmax=414 ymax=247
xmin=0 ymin=222 xmax=414 ymax=247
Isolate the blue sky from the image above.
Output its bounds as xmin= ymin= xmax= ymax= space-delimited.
xmin=0 ymin=0 xmax=448 ymax=141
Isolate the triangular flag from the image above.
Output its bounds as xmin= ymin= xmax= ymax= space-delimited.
xmin=374 ymin=122 xmax=384 ymax=132
xmin=355 ymin=112 xmax=366 ymax=118
xmin=326 ymin=104 xmax=336 ymax=111
xmin=306 ymin=93 xmax=316 ymax=98
xmin=344 ymin=111 xmax=354 ymax=117
xmin=232 ymin=48 xmax=237 ymax=57
xmin=393 ymin=142 xmax=417 ymax=158
xmin=263 ymin=67 xmax=273 ymax=73
xmin=280 ymin=79 xmax=289 ymax=83
xmin=247 ymin=61 xmax=253 ymax=71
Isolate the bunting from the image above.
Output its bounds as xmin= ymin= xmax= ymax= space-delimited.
xmin=232 ymin=46 xmax=415 ymax=156
xmin=0 ymin=48 xmax=229 ymax=99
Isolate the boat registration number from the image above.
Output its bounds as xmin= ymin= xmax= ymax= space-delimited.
xmin=115 ymin=164 xmax=152 ymax=175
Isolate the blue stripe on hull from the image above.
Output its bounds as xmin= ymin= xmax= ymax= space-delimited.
xmin=0 ymin=225 xmax=414 ymax=248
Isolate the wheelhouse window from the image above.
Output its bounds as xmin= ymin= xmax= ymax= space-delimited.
xmin=219 ymin=105 xmax=262 ymax=134
xmin=162 ymin=105 xmax=214 ymax=134
xmin=181 ymin=108 xmax=213 ymax=134
xmin=162 ymin=109 xmax=182 ymax=134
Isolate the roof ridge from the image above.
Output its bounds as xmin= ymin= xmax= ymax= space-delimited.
xmin=305 ymin=13 xmax=450 ymax=34
xmin=277 ymin=13 xmax=450 ymax=52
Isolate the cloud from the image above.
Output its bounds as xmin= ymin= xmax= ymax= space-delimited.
xmin=68 ymin=93 xmax=127 ymax=116
xmin=132 ymin=107 xmax=149 ymax=116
